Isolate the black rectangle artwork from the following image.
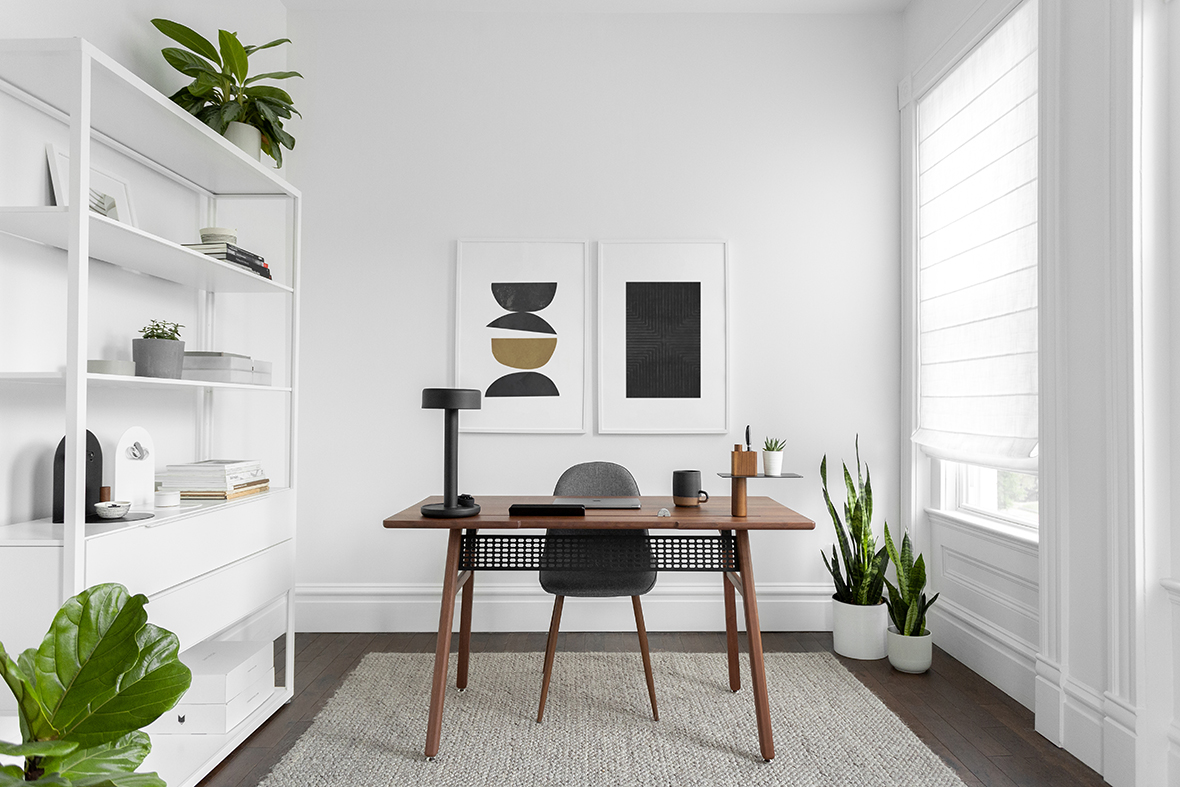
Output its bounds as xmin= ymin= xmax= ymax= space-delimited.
xmin=625 ymin=281 xmax=701 ymax=399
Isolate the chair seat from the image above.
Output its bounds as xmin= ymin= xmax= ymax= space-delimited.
xmin=539 ymin=528 xmax=656 ymax=597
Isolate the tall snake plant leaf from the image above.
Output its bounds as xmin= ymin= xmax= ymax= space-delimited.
xmin=883 ymin=524 xmax=908 ymax=598
xmin=151 ymin=19 xmax=221 ymax=66
xmin=820 ymin=440 xmax=887 ymax=606
xmin=909 ymin=554 xmax=928 ymax=603
xmin=820 ymin=457 xmax=855 ymax=580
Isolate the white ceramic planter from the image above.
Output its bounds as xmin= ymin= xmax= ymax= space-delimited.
xmin=225 ymin=121 xmax=262 ymax=160
xmin=887 ymin=626 xmax=932 ymax=673
xmin=831 ymin=598 xmax=888 ymax=659
xmin=763 ymin=450 xmax=784 ymax=476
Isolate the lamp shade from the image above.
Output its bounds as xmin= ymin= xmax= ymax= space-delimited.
xmin=422 ymin=388 xmax=481 ymax=410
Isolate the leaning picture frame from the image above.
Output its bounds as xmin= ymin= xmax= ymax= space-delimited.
xmin=46 ymin=142 xmax=138 ymax=228
xmin=598 ymin=240 xmax=730 ymax=434
xmin=454 ymin=239 xmax=589 ymax=433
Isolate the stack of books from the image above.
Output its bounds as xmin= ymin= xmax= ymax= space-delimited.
xmin=183 ymin=242 xmax=272 ymax=280
xmin=158 ymin=460 xmax=269 ymax=500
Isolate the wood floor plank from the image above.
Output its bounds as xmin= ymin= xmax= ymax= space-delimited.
xmin=198 ymin=630 xmax=1104 ymax=787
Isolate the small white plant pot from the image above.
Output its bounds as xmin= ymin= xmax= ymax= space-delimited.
xmin=887 ymin=626 xmax=933 ymax=673
xmin=762 ymin=450 xmax=784 ymax=476
xmin=225 ymin=121 xmax=262 ymax=161
xmin=831 ymin=598 xmax=888 ymax=660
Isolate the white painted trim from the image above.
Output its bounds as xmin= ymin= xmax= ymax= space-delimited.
xmin=927 ymin=508 xmax=1039 ymax=556
xmin=926 ymin=598 xmax=1036 ymax=709
xmin=1162 ymin=578 xmax=1180 ymax=602
xmin=1035 ymin=654 xmax=1064 ymax=743
xmin=1168 ymin=724 xmax=1180 ymax=787
xmin=939 ymin=545 xmax=1039 ymax=620
xmin=294 ymin=581 xmax=833 ymax=633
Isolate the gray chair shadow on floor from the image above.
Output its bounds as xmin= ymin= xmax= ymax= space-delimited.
xmin=536 ymin=461 xmax=659 ymax=723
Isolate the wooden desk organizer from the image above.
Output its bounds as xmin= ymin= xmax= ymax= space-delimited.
xmin=730 ymin=444 xmax=757 ymax=516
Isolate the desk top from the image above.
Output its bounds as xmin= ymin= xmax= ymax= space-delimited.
xmin=384 ymin=496 xmax=815 ymax=531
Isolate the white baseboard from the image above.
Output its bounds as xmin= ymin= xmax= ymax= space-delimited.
xmin=1168 ymin=723 xmax=1180 ymax=787
xmin=294 ymin=581 xmax=834 ymax=633
xmin=1035 ymin=656 xmax=1064 ymax=744
xmin=927 ymin=598 xmax=1036 ymax=709
xmin=1062 ymin=677 xmax=1105 ymax=774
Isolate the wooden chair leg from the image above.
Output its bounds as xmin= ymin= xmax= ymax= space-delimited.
xmin=537 ymin=595 xmax=564 ymax=723
xmin=632 ymin=595 xmax=659 ymax=721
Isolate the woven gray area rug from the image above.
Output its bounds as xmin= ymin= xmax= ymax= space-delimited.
xmin=258 ymin=652 xmax=965 ymax=787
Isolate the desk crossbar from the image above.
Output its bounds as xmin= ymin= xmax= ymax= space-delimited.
xmin=458 ymin=533 xmax=739 ymax=572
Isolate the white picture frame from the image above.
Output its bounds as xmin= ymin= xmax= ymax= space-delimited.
xmin=598 ymin=240 xmax=729 ymax=434
xmin=455 ymin=239 xmax=589 ymax=433
xmin=46 ymin=142 xmax=138 ymax=228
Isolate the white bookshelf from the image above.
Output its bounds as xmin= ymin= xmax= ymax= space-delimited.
xmin=0 ymin=38 xmax=300 ymax=787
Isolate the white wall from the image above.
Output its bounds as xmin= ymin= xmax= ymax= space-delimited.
xmin=286 ymin=10 xmax=902 ymax=632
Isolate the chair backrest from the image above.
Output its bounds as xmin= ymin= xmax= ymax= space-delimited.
xmin=553 ymin=461 xmax=640 ymax=497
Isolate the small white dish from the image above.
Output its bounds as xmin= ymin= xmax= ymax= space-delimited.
xmin=200 ymin=226 xmax=237 ymax=244
xmin=94 ymin=501 xmax=131 ymax=519
xmin=154 ymin=490 xmax=181 ymax=507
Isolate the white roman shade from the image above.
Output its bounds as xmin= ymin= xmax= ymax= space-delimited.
xmin=911 ymin=0 xmax=1039 ymax=471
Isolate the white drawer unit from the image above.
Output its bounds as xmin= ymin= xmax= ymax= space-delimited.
xmin=0 ymin=37 xmax=300 ymax=787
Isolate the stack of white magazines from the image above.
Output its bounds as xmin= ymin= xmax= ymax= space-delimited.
xmin=158 ymin=459 xmax=269 ymax=500
xmin=182 ymin=351 xmax=272 ymax=385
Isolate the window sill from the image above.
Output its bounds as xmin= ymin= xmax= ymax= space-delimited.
xmin=925 ymin=507 xmax=1039 ymax=551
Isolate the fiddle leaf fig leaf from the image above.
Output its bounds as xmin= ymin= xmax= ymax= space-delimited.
xmin=33 ymin=585 xmax=148 ymax=744
xmin=0 ymin=641 xmax=54 ymax=741
xmin=65 ymin=624 xmax=190 ymax=748
xmin=41 ymin=731 xmax=151 ymax=781
xmin=0 ymin=739 xmax=78 ymax=758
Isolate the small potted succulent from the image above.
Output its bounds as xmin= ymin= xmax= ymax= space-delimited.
xmin=763 ymin=437 xmax=785 ymax=476
xmin=133 ymin=319 xmax=185 ymax=379
xmin=883 ymin=524 xmax=940 ymax=673
xmin=820 ymin=437 xmax=889 ymax=660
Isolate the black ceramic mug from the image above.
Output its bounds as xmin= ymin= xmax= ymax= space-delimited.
xmin=672 ymin=469 xmax=709 ymax=507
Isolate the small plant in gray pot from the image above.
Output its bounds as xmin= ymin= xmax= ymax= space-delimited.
xmin=133 ymin=319 xmax=185 ymax=378
xmin=883 ymin=524 xmax=940 ymax=673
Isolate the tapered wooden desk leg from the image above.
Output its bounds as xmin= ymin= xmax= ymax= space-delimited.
xmin=537 ymin=595 xmax=564 ymax=723
xmin=632 ymin=596 xmax=659 ymax=721
xmin=736 ymin=529 xmax=774 ymax=762
xmin=723 ymin=570 xmax=741 ymax=692
xmin=457 ymin=529 xmax=476 ymax=692
xmin=425 ymin=528 xmax=462 ymax=760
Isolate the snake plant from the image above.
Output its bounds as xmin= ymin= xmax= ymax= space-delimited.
xmin=820 ymin=437 xmax=887 ymax=606
xmin=883 ymin=524 xmax=940 ymax=636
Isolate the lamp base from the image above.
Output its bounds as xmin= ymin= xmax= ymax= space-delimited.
xmin=421 ymin=502 xmax=481 ymax=519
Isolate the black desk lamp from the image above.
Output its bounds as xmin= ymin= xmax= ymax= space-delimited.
xmin=421 ymin=387 xmax=481 ymax=518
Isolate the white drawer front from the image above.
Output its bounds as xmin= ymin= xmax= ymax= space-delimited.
xmin=86 ymin=491 xmax=295 ymax=596
xmin=145 ymin=541 xmax=294 ymax=652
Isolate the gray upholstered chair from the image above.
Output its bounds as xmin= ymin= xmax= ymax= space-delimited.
xmin=536 ymin=461 xmax=658 ymax=723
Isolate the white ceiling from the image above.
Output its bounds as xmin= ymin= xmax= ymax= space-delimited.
xmin=280 ymin=0 xmax=909 ymax=13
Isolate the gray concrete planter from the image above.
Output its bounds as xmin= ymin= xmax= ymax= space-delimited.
xmin=132 ymin=338 xmax=185 ymax=379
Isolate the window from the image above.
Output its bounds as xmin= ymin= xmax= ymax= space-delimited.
xmin=911 ymin=0 xmax=1039 ymax=526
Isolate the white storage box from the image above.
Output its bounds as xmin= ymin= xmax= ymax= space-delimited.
xmin=252 ymin=359 xmax=273 ymax=386
xmin=181 ymin=640 xmax=273 ymax=704
xmin=147 ymin=667 xmax=274 ymax=735
xmin=183 ymin=352 xmax=252 ymax=371
xmin=182 ymin=368 xmax=255 ymax=384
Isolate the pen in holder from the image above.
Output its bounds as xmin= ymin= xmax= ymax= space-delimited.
xmin=730 ymin=444 xmax=757 ymax=517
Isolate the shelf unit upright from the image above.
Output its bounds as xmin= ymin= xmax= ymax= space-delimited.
xmin=0 ymin=38 xmax=300 ymax=787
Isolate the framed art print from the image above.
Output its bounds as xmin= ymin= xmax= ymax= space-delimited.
xmin=46 ymin=143 xmax=138 ymax=227
xmin=455 ymin=239 xmax=588 ymax=433
xmin=598 ymin=240 xmax=729 ymax=434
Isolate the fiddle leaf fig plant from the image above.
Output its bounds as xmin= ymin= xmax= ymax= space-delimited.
xmin=0 ymin=583 xmax=192 ymax=785
xmin=883 ymin=524 xmax=940 ymax=636
xmin=151 ymin=18 xmax=301 ymax=166
xmin=820 ymin=436 xmax=888 ymax=606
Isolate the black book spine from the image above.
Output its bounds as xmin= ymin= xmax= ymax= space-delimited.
xmin=224 ymin=256 xmax=273 ymax=279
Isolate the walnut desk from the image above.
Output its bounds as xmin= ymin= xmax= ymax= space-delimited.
xmin=383 ymin=495 xmax=815 ymax=762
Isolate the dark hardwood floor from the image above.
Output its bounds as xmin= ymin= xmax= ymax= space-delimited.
xmin=198 ymin=631 xmax=1105 ymax=787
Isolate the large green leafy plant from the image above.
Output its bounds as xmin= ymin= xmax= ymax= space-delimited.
xmin=151 ymin=19 xmax=301 ymax=166
xmin=883 ymin=525 xmax=940 ymax=636
xmin=820 ymin=437 xmax=888 ymax=606
xmin=0 ymin=584 xmax=192 ymax=785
